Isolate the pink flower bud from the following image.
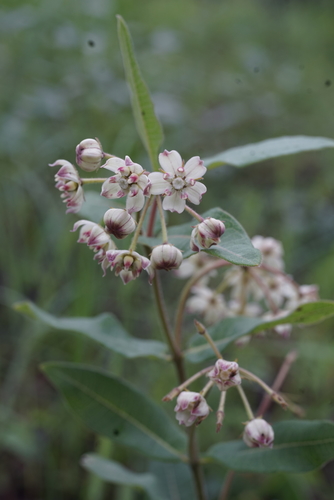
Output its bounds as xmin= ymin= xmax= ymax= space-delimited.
xmin=243 ymin=418 xmax=274 ymax=448
xmin=76 ymin=138 xmax=104 ymax=172
xmin=190 ymin=217 xmax=225 ymax=251
xmin=103 ymin=209 xmax=136 ymax=239
xmin=50 ymin=160 xmax=84 ymax=213
xmin=207 ymin=359 xmax=241 ymax=391
xmin=150 ymin=244 xmax=183 ymax=271
xmin=174 ymin=391 xmax=210 ymax=427
xmin=106 ymin=249 xmax=154 ymax=285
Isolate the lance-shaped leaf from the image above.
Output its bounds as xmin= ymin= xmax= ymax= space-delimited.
xmin=81 ymin=454 xmax=168 ymax=500
xmin=42 ymin=362 xmax=187 ymax=462
xmin=204 ymin=136 xmax=334 ymax=169
xmin=139 ymin=208 xmax=261 ymax=266
xmin=206 ymin=420 xmax=334 ymax=473
xmin=117 ymin=16 xmax=163 ymax=171
xmin=14 ymin=301 xmax=168 ymax=360
xmin=186 ymin=300 xmax=334 ymax=363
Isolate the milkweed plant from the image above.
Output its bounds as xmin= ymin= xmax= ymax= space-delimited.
xmin=33 ymin=16 xmax=334 ymax=500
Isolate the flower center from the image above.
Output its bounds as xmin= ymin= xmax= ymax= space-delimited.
xmin=172 ymin=177 xmax=185 ymax=190
xmin=119 ymin=178 xmax=129 ymax=191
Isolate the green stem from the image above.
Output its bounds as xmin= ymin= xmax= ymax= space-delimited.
xmin=128 ymin=196 xmax=152 ymax=252
xmin=188 ymin=426 xmax=207 ymax=500
xmin=184 ymin=204 xmax=204 ymax=222
xmin=163 ymin=365 xmax=214 ymax=401
xmin=237 ymin=385 xmax=254 ymax=420
xmin=156 ymin=196 xmax=168 ymax=243
xmin=81 ymin=178 xmax=109 ymax=184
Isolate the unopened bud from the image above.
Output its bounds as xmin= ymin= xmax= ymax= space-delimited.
xmin=194 ymin=319 xmax=206 ymax=335
xmin=150 ymin=243 xmax=183 ymax=270
xmin=190 ymin=217 xmax=225 ymax=251
xmin=207 ymin=359 xmax=241 ymax=391
xmin=104 ymin=209 xmax=136 ymax=239
xmin=76 ymin=138 xmax=104 ymax=172
xmin=243 ymin=418 xmax=274 ymax=448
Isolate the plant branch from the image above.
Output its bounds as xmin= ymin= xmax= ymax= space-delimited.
xmin=188 ymin=425 xmax=208 ymax=500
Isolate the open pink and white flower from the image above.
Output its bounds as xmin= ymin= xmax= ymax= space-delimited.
xmin=174 ymin=391 xmax=210 ymax=427
xmin=72 ymin=220 xmax=115 ymax=275
xmin=101 ymin=156 xmax=149 ymax=213
xmin=50 ymin=160 xmax=84 ymax=214
xmin=207 ymin=359 xmax=241 ymax=391
xmin=106 ymin=249 xmax=154 ymax=285
xmin=148 ymin=150 xmax=207 ymax=213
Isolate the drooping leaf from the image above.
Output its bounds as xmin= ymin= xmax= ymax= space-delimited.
xmin=81 ymin=454 xmax=168 ymax=500
xmin=204 ymin=136 xmax=334 ymax=169
xmin=206 ymin=420 xmax=334 ymax=473
xmin=14 ymin=301 xmax=168 ymax=360
xmin=42 ymin=362 xmax=187 ymax=462
xmin=139 ymin=208 xmax=261 ymax=266
xmin=117 ymin=16 xmax=163 ymax=171
xmin=186 ymin=301 xmax=334 ymax=363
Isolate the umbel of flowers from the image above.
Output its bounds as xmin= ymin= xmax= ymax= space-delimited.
xmin=50 ymin=140 xmax=228 ymax=285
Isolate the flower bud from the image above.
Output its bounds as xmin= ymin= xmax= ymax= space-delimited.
xmin=106 ymin=249 xmax=154 ymax=285
xmin=76 ymin=138 xmax=104 ymax=172
xmin=50 ymin=160 xmax=84 ymax=213
xmin=103 ymin=209 xmax=136 ymax=239
xmin=190 ymin=217 xmax=225 ymax=251
xmin=243 ymin=418 xmax=274 ymax=448
xmin=174 ymin=391 xmax=210 ymax=427
xmin=207 ymin=359 xmax=241 ymax=391
xmin=150 ymin=243 xmax=183 ymax=270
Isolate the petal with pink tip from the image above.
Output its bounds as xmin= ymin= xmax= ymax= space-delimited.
xmin=101 ymin=180 xmax=124 ymax=199
xmin=162 ymin=191 xmax=186 ymax=213
xmin=184 ymin=182 xmax=207 ymax=205
xmin=102 ymin=157 xmax=125 ymax=173
xmin=158 ymin=150 xmax=182 ymax=175
xmin=184 ymin=156 xmax=207 ymax=180
xmin=126 ymin=190 xmax=145 ymax=213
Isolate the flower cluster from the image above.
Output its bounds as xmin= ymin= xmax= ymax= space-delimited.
xmin=50 ymin=140 xmax=230 ymax=285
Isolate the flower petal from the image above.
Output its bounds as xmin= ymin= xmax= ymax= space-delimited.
xmin=148 ymin=172 xmax=171 ymax=195
xmin=102 ymin=157 xmax=125 ymax=173
xmin=159 ymin=150 xmax=182 ymax=175
xmin=101 ymin=179 xmax=125 ymax=199
xmin=162 ymin=191 xmax=186 ymax=213
xmin=184 ymin=182 xmax=207 ymax=205
xmin=184 ymin=156 xmax=207 ymax=180
xmin=126 ymin=190 xmax=145 ymax=213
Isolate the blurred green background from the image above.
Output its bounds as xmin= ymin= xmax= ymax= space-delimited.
xmin=1 ymin=0 xmax=334 ymax=498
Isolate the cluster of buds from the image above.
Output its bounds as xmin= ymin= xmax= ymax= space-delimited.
xmin=50 ymin=140 xmax=231 ymax=285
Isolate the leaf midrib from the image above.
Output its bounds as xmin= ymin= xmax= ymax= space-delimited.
xmin=52 ymin=369 xmax=187 ymax=460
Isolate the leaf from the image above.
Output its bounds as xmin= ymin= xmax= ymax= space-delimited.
xmin=185 ymin=300 xmax=334 ymax=363
xmin=204 ymin=136 xmax=334 ymax=169
xmin=81 ymin=454 xmax=168 ymax=500
xmin=14 ymin=301 xmax=168 ymax=360
xmin=42 ymin=362 xmax=187 ymax=462
xmin=117 ymin=16 xmax=163 ymax=171
xmin=206 ymin=420 xmax=334 ymax=473
xmin=139 ymin=208 xmax=262 ymax=266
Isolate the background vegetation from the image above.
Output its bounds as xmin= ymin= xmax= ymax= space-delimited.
xmin=1 ymin=0 xmax=334 ymax=498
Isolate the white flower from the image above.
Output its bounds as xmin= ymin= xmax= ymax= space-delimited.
xmin=243 ymin=418 xmax=274 ymax=448
xmin=286 ymin=284 xmax=319 ymax=311
xmin=101 ymin=156 xmax=149 ymax=213
xmin=186 ymin=286 xmax=227 ymax=325
xmin=174 ymin=253 xmax=217 ymax=287
xmin=150 ymin=243 xmax=183 ymax=270
xmin=190 ymin=217 xmax=225 ymax=251
xmin=207 ymin=359 xmax=241 ymax=391
xmin=252 ymin=236 xmax=284 ymax=270
xmin=174 ymin=391 xmax=210 ymax=427
xmin=106 ymin=249 xmax=154 ymax=285
xmin=103 ymin=209 xmax=136 ymax=239
xmin=76 ymin=138 xmax=104 ymax=172
xmin=148 ymin=150 xmax=207 ymax=213
xmin=72 ymin=220 xmax=115 ymax=275
xmin=50 ymin=160 xmax=84 ymax=214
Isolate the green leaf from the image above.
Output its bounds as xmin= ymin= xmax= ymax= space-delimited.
xmin=14 ymin=301 xmax=168 ymax=360
xmin=185 ymin=301 xmax=334 ymax=363
xmin=139 ymin=208 xmax=261 ymax=266
xmin=81 ymin=454 xmax=168 ymax=500
xmin=206 ymin=420 xmax=334 ymax=473
xmin=204 ymin=136 xmax=334 ymax=169
xmin=42 ymin=362 xmax=187 ymax=462
xmin=117 ymin=16 xmax=163 ymax=171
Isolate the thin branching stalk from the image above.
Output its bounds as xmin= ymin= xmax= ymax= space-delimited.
xmin=163 ymin=366 xmax=214 ymax=401
xmin=237 ymin=385 xmax=254 ymax=420
xmin=188 ymin=426 xmax=208 ymax=500
xmin=184 ymin=204 xmax=204 ymax=222
xmin=128 ymin=196 xmax=152 ymax=252
xmin=81 ymin=178 xmax=109 ymax=184
xmin=156 ymin=195 xmax=168 ymax=243
xmin=248 ymin=268 xmax=279 ymax=314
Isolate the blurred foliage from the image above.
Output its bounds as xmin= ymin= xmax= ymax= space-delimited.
xmin=1 ymin=0 xmax=334 ymax=498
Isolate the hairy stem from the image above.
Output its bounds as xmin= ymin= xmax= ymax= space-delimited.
xmin=184 ymin=204 xmax=204 ymax=222
xmin=188 ymin=426 xmax=208 ymax=500
xmin=237 ymin=385 xmax=254 ymax=420
xmin=163 ymin=365 xmax=214 ymax=401
xmin=81 ymin=178 xmax=109 ymax=184
xmin=156 ymin=195 xmax=169 ymax=243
